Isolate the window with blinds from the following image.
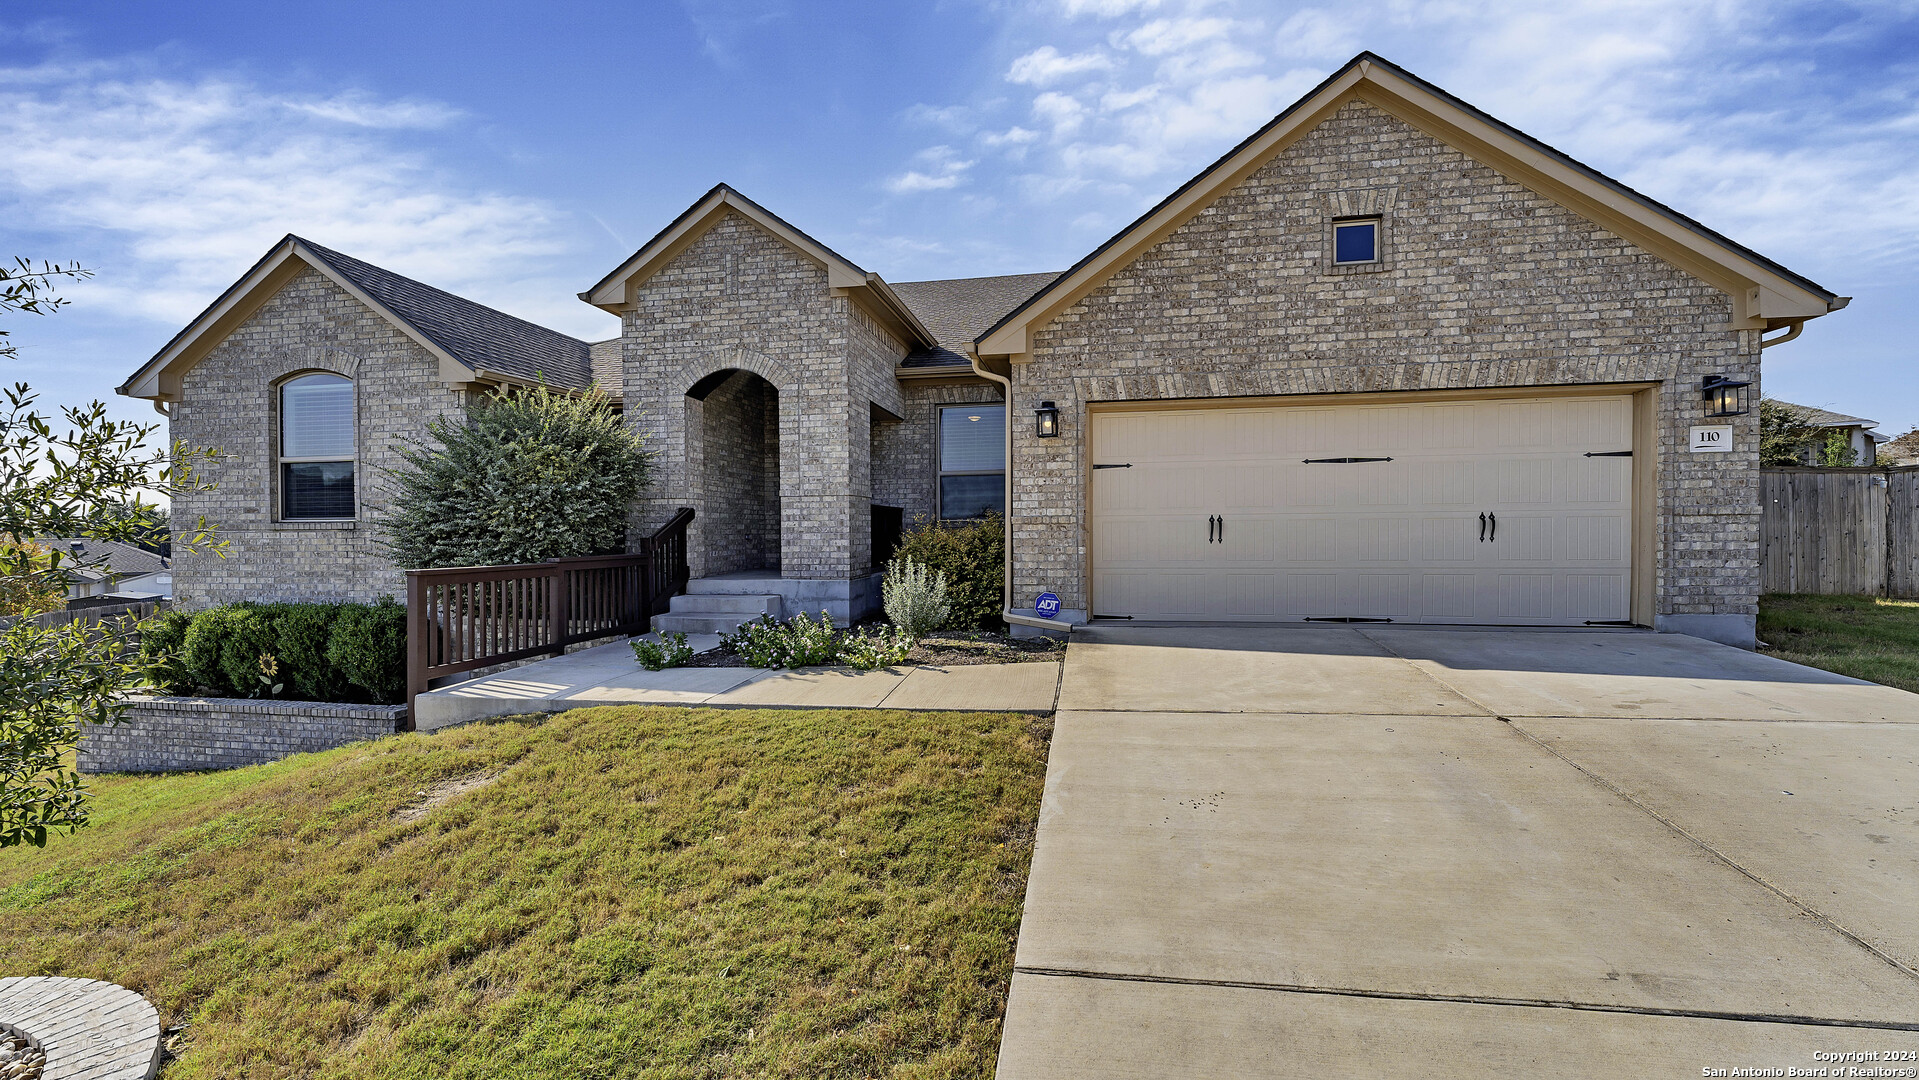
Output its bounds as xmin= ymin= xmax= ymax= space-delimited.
xmin=938 ymin=404 xmax=1004 ymax=519
xmin=280 ymin=373 xmax=355 ymax=519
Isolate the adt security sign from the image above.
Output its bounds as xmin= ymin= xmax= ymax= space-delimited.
xmin=1034 ymin=592 xmax=1062 ymax=619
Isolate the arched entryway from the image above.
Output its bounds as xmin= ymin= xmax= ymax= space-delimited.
xmin=688 ymin=368 xmax=781 ymax=575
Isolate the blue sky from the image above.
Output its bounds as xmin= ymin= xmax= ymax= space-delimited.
xmin=3 ymin=0 xmax=1916 ymax=436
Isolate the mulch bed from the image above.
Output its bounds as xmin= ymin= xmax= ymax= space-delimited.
xmin=680 ymin=629 xmax=1066 ymax=669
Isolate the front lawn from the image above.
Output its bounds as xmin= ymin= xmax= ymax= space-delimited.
xmin=0 ymin=706 xmax=1051 ymax=1078
xmin=1757 ymin=593 xmax=1919 ymax=693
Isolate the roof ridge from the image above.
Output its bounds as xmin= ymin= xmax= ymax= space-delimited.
xmin=294 ymin=237 xmax=591 ymax=346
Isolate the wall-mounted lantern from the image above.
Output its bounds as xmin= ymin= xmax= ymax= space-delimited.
xmin=1035 ymin=401 xmax=1061 ymax=438
xmin=1702 ymin=375 xmax=1752 ymax=418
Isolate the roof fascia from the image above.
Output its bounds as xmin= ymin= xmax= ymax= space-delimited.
xmin=583 ymin=187 xmax=868 ymax=312
xmin=977 ymin=56 xmax=1839 ymax=358
xmin=118 ymin=240 xmax=482 ymax=403
xmin=840 ymin=273 xmax=937 ymax=351
xmin=975 ymin=64 xmax=1367 ymax=358
xmin=1348 ymin=65 xmax=1832 ymax=327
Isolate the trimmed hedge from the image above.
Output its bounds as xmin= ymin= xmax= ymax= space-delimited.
xmin=892 ymin=513 xmax=1004 ymax=631
xmin=141 ymin=598 xmax=407 ymax=705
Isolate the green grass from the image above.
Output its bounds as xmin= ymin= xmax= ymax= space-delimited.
xmin=1758 ymin=593 xmax=1919 ymax=693
xmin=0 ymin=706 xmax=1051 ymax=1079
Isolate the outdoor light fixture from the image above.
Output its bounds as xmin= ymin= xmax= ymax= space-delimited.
xmin=1035 ymin=401 xmax=1060 ymax=438
xmin=1702 ymin=375 xmax=1752 ymax=418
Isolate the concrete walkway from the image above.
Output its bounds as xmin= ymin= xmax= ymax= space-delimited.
xmin=414 ymin=636 xmax=1062 ymax=729
xmin=999 ymin=625 xmax=1919 ymax=1077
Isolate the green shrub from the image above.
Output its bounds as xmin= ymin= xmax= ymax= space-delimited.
xmin=838 ymin=624 xmax=913 ymax=671
xmin=382 ymin=383 xmax=652 ymax=569
xmin=882 ymin=556 xmax=950 ymax=639
xmin=326 ymin=597 xmax=408 ymax=704
xmin=892 ymin=513 xmax=1004 ymax=630
xmin=721 ymin=611 xmax=842 ymax=670
xmin=270 ymin=603 xmax=349 ymax=701
xmin=631 ymin=631 xmax=693 ymax=671
xmin=179 ymin=606 xmax=276 ymax=697
xmin=138 ymin=609 xmax=195 ymax=695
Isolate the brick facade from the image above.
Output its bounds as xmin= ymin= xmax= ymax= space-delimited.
xmin=1008 ymin=101 xmax=1759 ymax=627
xmin=621 ymin=210 xmax=910 ymax=581
xmin=79 ymin=696 xmax=404 ymax=772
xmin=876 ymin=378 xmax=1008 ymax=525
xmin=170 ymin=267 xmax=466 ymax=607
xmin=698 ymin=369 xmax=781 ymax=574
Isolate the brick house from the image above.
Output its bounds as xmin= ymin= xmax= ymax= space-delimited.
xmin=120 ymin=54 xmax=1845 ymax=648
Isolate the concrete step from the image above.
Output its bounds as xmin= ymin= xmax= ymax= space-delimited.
xmin=653 ymin=612 xmax=763 ymax=636
xmin=669 ymin=592 xmax=782 ymax=617
xmin=685 ymin=574 xmax=787 ymax=596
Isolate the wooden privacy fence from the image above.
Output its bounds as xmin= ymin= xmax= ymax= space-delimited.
xmin=403 ymin=508 xmax=693 ymax=724
xmin=1760 ymin=467 xmax=1919 ymax=597
xmin=0 ymin=600 xmax=163 ymax=632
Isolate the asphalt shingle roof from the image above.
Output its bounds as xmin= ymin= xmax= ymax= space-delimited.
xmin=39 ymin=538 xmax=168 ymax=578
xmin=890 ymin=272 xmax=1062 ymax=368
xmin=297 ymin=238 xmax=595 ymax=390
xmin=588 ymin=339 xmax=624 ymax=399
xmin=1770 ymin=399 xmax=1879 ymax=429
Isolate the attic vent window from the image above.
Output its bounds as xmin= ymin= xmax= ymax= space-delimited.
xmin=1333 ymin=218 xmax=1380 ymax=265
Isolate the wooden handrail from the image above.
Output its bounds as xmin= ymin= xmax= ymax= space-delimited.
xmin=403 ymin=508 xmax=695 ymax=727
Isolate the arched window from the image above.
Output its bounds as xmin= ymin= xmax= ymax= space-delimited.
xmin=279 ymin=372 xmax=355 ymax=519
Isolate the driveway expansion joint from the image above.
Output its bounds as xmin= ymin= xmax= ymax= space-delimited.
xmin=1011 ymin=968 xmax=1919 ymax=1032
xmin=1501 ymin=716 xmax=1919 ymax=985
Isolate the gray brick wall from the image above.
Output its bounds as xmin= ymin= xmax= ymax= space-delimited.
xmin=874 ymin=378 xmax=1006 ymax=526
xmin=1010 ymin=100 xmax=1759 ymax=620
xmin=621 ymin=210 xmax=910 ymax=580
xmin=699 ymin=369 xmax=781 ymax=574
xmin=79 ymin=696 xmax=404 ymax=772
xmin=170 ymin=266 xmax=467 ymax=606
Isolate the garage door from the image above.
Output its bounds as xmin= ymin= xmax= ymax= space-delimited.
xmin=1090 ymin=395 xmax=1634 ymax=624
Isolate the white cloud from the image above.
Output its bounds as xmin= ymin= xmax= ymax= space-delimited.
xmin=0 ymin=60 xmax=607 ymax=338
xmin=1119 ymin=16 xmax=1234 ymax=56
xmin=1272 ymin=9 xmax=1358 ymax=61
xmin=1059 ymin=0 xmax=1161 ymax=16
xmin=885 ymin=145 xmax=975 ymax=193
xmin=1031 ymin=90 xmax=1090 ymax=137
xmin=1007 ymin=45 xmax=1113 ymax=87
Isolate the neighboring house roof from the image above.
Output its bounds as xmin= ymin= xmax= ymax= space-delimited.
xmin=120 ymin=235 xmax=594 ymax=403
xmin=976 ymin=52 xmax=1846 ymax=361
xmin=1770 ymin=400 xmax=1880 ymax=430
xmin=37 ymin=538 xmax=169 ymax=579
xmin=588 ymin=339 xmax=624 ymax=399
xmin=580 ymin=184 xmax=938 ymax=352
xmin=891 ymin=273 xmax=1063 ymax=370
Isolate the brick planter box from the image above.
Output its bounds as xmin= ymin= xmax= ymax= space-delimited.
xmin=78 ymin=696 xmax=406 ymax=773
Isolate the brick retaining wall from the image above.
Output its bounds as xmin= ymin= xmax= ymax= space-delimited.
xmin=79 ymin=696 xmax=406 ymax=773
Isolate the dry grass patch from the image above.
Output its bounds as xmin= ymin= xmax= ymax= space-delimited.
xmin=1758 ymin=593 xmax=1919 ymax=693
xmin=0 ymin=706 xmax=1051 ymax=1078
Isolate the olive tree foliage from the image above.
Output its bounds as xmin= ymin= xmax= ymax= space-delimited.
xmin=381 ymin=383 xmax=652 ymax=569
xmin=1 ymin=257 xmax=225 ymax=848
xmin=1758 ymin=399 xmax=1822 ymax=468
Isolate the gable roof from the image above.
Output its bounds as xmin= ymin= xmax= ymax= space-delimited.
xmin=120 ymin=236 xmax=593 ymax=403
xmin=976 ymin=52 xmax=1847 ymax=359
xmin=580 ymin=184 xmax=937 ymax=351
xmin=1770 ymin=399 xmax=1879 ymax=430
xmin=891 ymin=272 xmax=1062 ymax=370
xmin=37 ymin=538 xmax=169 ymax=578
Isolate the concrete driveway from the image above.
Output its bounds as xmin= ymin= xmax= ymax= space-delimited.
xmin=998 ymin=626 xmax=1919 ymax=1078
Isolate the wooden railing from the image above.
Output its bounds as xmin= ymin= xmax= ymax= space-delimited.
xmin=404 ymin=508 xmax=694 ymax=725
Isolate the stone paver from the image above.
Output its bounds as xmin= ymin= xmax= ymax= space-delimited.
xmin=999 ymin=626 xmax=1919 ymax=1078
xmin=0 ymin=976 xmax=161 ymax=1080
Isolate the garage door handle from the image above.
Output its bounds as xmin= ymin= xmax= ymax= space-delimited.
xmin=1208 ymin=515 xmax=1217 ymax=543
xmin=1489 ymin=512 xmax=1496 ymax=542
xmin=1479 ymin=512 xmax=1486 ymax=542
xmin=1218 ymin=517 xmax=1224 ymax=544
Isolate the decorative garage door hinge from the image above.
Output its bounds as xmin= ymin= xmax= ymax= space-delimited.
xmin=1093 ymin=463 xmax=1132 ymax=469
xmin=1583 ymin=450 xmax=1633 ymax=457
xmin=1302 ymin=457 xmax=1394 ymax=464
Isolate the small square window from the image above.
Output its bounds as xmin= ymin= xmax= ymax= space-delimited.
xmin=1333 ymin=218 xmax=1379 ymax=265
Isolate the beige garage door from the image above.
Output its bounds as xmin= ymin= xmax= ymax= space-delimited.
xmin=1090 ymin=395 xmax=1634 ymax=624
